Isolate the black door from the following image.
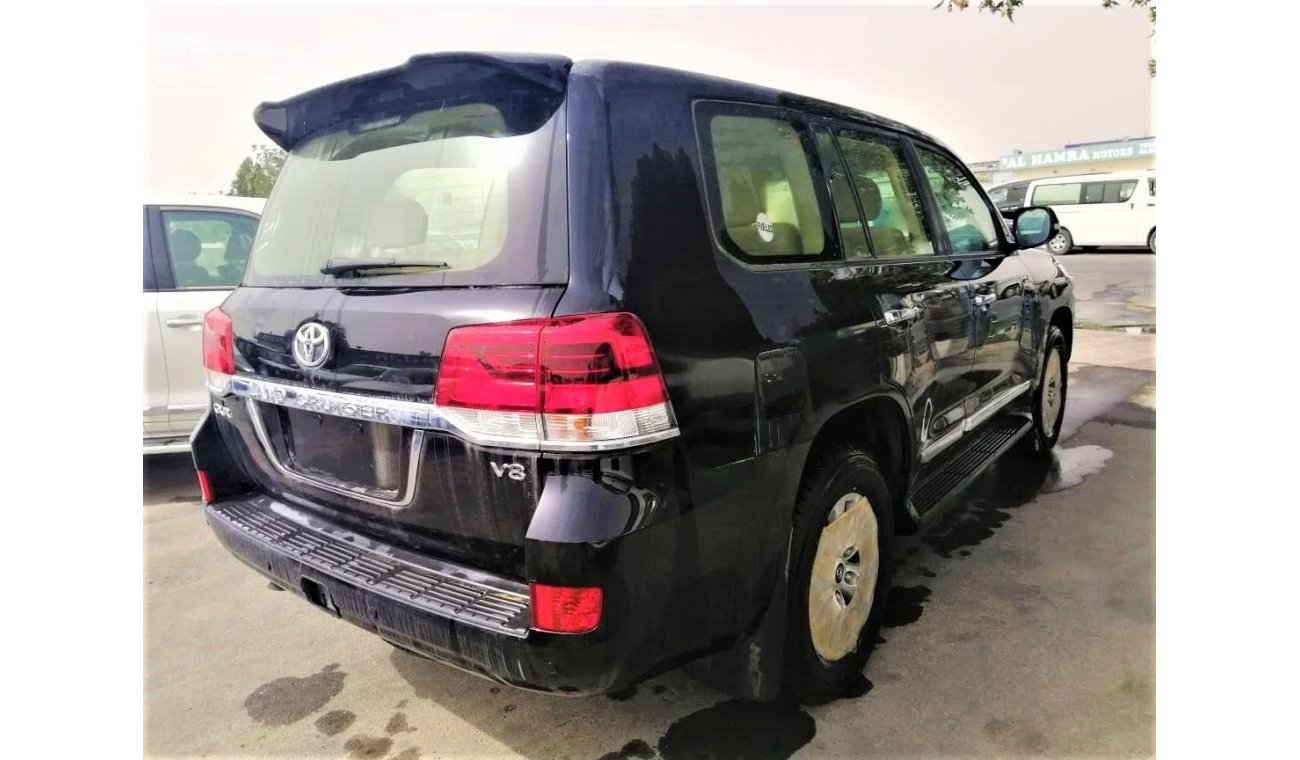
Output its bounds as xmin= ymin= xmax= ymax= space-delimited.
xmin=823 ymin=125 xmax=979 ymax=464
xmin=913 ymin=146 xmax=1035 ymax=428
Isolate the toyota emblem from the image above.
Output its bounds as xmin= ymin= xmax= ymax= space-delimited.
xmin=293 ymin=322 xmax=331 ymax=369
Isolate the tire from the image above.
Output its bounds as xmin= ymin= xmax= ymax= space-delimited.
xmin=1147 ymin=228 xmax=1156 ymax=254
xmin=784 ymin=447 xmax=894 ymax=704
xmin=1025 ymin=326 xmax=1069 ymax=453
xmin=1047 ymin=227 xmax=1074 ymax=255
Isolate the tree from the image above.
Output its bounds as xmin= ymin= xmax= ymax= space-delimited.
xmin=227 ymin=144 xmax=286 ymax=197
xmin=939 ymin=1 xmax=1156 ymax=76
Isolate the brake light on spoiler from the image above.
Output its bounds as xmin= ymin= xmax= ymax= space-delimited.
xmin=434 ymin=312 xmax=677 ymax=450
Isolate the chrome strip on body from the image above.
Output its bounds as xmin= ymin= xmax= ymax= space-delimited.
xmin=919 ymin=380 xmax=1033 ymax=464
xmin=228 ymin=375 xmax=679 ymax=453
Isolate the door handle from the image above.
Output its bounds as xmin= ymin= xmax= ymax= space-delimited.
xmin=883 ymin=306 xmax=922 ymax=327
xmin=165 ymin=316 xmax=202 ymax=328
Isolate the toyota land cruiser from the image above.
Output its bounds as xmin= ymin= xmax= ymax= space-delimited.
xmin=193 ymin=53 xmax=1073 ymax=703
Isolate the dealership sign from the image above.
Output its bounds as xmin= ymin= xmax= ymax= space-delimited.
xmin=998 ymin=138 xmax=1155 ymax=170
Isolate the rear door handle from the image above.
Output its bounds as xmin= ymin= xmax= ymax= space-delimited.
xmin=165 ymin=316 xmax=202 ymax=328
xmin=883 ymin=306 xmax=922 ymax=327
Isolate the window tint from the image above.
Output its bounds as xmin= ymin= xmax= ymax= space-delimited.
xmin=1113 ymin=180 xmax=1137 ymax=202
xmin=1031 ymin=182 xmax=1081 ymax=206
xmin=244 ymin=98 xmax=568 ymax=288
xmin=813 ymin=128 xmax=870 ymax=259
xmin=709 ymin=114 xmax=826 ymax=258
xmin=918 ymin=149 xmax=1000 ymax=253
xmin=162 ymin=210 xmax=258 ymax=289
xmin=1083 ymin=182 xmax=1106 ymax=204
xmin=835 ymin=130 xmax=933 ymax=257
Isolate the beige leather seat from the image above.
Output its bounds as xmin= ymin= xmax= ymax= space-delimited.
xmin=719 ymin=166 xmax=802 ymax=255
xmin=857 ymin=178 xmax=909 ymax=256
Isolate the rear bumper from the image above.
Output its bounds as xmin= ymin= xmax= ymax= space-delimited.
xmin=207 ymin=494 xmax=626 ymax=695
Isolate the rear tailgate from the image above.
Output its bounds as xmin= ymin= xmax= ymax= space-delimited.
xmin=221 ymin=285 xmax=565 ymax=578
xmin=212 ymin=54 xmax=573 ymax=578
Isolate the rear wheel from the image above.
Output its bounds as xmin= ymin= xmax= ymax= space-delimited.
xmin=784 ymin=448 xmax=893 ymax=703
xmin=1147 ymin=228 xmax=1157 ymax=253
xmin=1025 ymin=326 xmax=1068 ymax=453
xmin=1047 ymin=227 xmax=1074 ymax=255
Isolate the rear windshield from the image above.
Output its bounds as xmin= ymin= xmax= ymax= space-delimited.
xmin=244 ymin=98 xmax=567 ymax=288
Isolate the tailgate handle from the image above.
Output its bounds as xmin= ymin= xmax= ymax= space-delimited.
xmin=165 ymin=315 xmax=202 ymax=328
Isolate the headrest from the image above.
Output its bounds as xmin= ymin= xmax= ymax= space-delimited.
xmin=169 ymin=230 xmax=201 ymax=262
xmin=366 ymin=197 xmax=429 ymax=249
xmin=858 ymin=178 xmax=883 ymax=221
xmin=224 ymin=233 xmax=251 ymax=263
xmin=720 ymin=166 xmax=762 ymax=227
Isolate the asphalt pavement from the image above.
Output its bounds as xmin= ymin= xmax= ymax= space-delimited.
xmin=144 ymin=328 xmax=1155 ymax=760
xmin=1058 ymin=250 xmax=1155 ymax=329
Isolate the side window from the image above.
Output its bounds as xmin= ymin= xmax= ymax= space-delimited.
xmin=1083 ymin=182 xmax=1106 ymax=204
xmin=813 ymin=128 xmax=870 ymax=259
xmin=161 ymin=210 xmax=259 ymax=289
xmin=836 ymin=129 xmax=933 ymax=257
xmin=1111 ymin=180 xmax=1138 ymax=203
xmin=1031 ymin=182 xmax=1081 ymax=206
xmin=707 ymin=113 xmax=827 ymax=259
xmin=1148 ymin=177 xmax=1156 ymax=198
xmin=917 ymin=149 xmax=1000 ymax=253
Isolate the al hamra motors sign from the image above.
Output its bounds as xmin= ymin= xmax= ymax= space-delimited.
xmin=998 ymin=137 xmax=1155 ymax=170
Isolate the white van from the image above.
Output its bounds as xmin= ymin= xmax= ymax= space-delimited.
xmin=1025 ymin=171 xmax=1156 ymax=254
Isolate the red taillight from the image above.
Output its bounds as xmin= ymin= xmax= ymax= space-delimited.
xmin=529 ymin=583 xmax=602 ymax=633
xmin=434 ymin=312 xmax=676 ymax=447
xmin=196 ymin=470 xmax=213 ymax=503
xmin=202 ymin=307 xmax=235 ymax=394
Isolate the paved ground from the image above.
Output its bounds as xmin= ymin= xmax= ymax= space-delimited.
xmin=145 ymin=331 xmax=1155 ymax=760
xmin=1060 ymin=250 xmax=1155 ymax=329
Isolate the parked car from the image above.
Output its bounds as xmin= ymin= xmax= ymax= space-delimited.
xmin=144 ymin=195 xmax=264 ymax=453
xmin=1024 ymin=171 xmax=1156 ymax=254
xmin=986 ymin=178 xmax=1031 ymax=213
xmin=193 ymin=53 xmax=1073 ymax=703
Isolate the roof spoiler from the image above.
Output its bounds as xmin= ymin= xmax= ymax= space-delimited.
xmin=253 ymin=52 xmax=573 ymax=150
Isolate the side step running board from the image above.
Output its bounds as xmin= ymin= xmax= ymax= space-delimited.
xmin=909 ymin=416 xmax=1032 ymax=519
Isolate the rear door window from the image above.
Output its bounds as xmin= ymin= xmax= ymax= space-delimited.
xmin=835 ymin=129 xmax=933 ymax=257
xmin=813 ymin=127 xmax=870 ymax=259
xmin=917 ymin=149 xmax=1001 ymax=253
xmin=697 ymin=104 xmax=832 ymax=262
xmin=161 ymin=209 xmax=259 ymax=289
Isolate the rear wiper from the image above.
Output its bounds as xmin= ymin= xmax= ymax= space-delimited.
xmin=320 ymin=257 xmax=450 ymax=277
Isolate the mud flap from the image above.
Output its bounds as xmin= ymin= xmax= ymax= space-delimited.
xmin=683 ymin=543 xmax=791 ymax=702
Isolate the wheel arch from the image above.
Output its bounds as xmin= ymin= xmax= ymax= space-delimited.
xmin=1050 ymin=306 xmax=1074 ymax=361
xmin=796 ymin=391 xmax=917 ymax=535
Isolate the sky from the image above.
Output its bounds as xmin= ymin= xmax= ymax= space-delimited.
xmin=146 ymin=1 xmax=1154 ymax=195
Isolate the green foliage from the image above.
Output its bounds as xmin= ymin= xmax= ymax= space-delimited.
xmin=941 ymin=0 xmax=1156 ymax=77
xmin=227 ymin=144 xmax=286 ymax=198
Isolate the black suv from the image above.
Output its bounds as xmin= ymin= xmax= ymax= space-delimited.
xmin=194 ymin=53 xmax=1072 ymax=703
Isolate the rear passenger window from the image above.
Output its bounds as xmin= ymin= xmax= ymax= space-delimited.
xmin=162 ymin=210 xmax=258 ymax=288
xmin=813 ymin=128 xmax=870 ymax=259
xmin=1031 ymin=183 xmax=1081 ymax=206
xmin=917 ymin=149 xmax=1000 ymax=253
xmin=705 ymin=112 xmax=827 ymax=259
xmin=836 ymin=130 xmax=933 ymax=257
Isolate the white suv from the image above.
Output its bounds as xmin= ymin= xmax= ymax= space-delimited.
xmin=144 ymin=195 xmax=264 ymax=453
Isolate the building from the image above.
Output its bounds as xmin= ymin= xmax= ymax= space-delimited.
xmin=972 ymin=136 xmax=1155 ymax=188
